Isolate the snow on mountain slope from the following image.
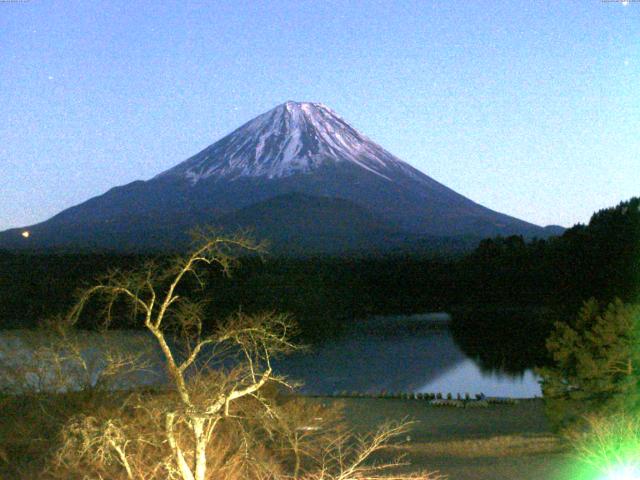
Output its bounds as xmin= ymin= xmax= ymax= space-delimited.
xmin=0 ymin=101 xmax=560 ymax=253
xmin=157 ymin=101 xmax=429 ymax=185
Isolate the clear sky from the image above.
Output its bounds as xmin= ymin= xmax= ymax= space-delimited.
xmin=1 ymin=0 xmax=638 ymax=231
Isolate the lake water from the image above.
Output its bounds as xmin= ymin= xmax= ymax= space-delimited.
xmin=0 ymin=318 xmax=542 ymax=398
xmin=274 ymin=324 xmax=542 ymax=398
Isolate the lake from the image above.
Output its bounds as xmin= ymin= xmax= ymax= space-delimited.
xmin=0 ymin=315 xmax=542 ymax=398
xmin=275 ymin=320 xmax=542 ymax=398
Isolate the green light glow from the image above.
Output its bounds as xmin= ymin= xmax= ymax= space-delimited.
xmin=562 ymin=414 xmax=640 ymax=480
xmin=603 ymin=464 xmax=640 ymax=480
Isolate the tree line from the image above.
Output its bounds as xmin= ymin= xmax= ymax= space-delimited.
xmin=1 ymin=197 xmax=638 ymax=345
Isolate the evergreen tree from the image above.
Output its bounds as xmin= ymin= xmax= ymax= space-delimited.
xmin=538 ymin=299 xmax=640 ymax=431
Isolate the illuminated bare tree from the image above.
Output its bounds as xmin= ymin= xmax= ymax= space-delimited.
xmin=0 ymin=326 xmax=153 ymax=396
xmin=306 ymin=420 xmax=446 ymax=480
xmin=56 ymin=233 xmax=299 ymax=480
xmin=48 ymin=232 xmax=442 ymax=480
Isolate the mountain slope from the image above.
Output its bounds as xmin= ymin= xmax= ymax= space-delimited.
xmin=217 ymin=193 xmax=412 ymax=254
xmin=0 ymin=101 xmax=561 ymax=253
xmin=157 ymin=101 xmax=430 ymax=183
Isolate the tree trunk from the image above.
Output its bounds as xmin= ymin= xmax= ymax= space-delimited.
xmin=192 ymin=416 xmax=207 ymax=480
xmin=166 ymin=412 xmax=195 ymax=480
xmin=293 ymin=436 xmax=301 ymax=479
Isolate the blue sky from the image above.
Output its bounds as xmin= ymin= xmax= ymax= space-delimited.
xmin=1 ymin=0 xmax=638 ymax=231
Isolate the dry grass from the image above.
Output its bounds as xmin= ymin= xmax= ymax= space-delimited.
xmin=397 ymin=433 xmax=564 ymax=458
xmin=315 ymin=397 xmax=574 ymax=480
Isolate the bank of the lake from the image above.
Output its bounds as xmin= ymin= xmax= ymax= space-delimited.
xmin=315 ymin=396 xmax=576 ymax=480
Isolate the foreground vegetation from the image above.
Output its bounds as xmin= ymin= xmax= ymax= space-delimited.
xmin=0 ymin=388 xmax=567 ymax=480
xmin=8 ymin=391 xmax=639 ymax=480
xmin=0 ymin=233 xmax=440 ymax=479
xmin=536 ymin=298 xmax=640 ymax=479
xmin=539 ymin=299 xmax=640 ymax=432
xmin=334 ymin=397 xmax=568 ymax=480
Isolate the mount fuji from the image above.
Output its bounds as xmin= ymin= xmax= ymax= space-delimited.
xmin=0 ymin=101 xmax=562 ymax=253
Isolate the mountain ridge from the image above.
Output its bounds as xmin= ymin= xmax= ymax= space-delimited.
xmin=0 ymin=101 xmax=563 ymax=254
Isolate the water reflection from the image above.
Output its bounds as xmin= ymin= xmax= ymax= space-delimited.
xmin=275 ymin=322 xmax=542 ymax=397
xmin=419 ymin=359 xmax=541 ymax=398
xmin=275 ymin=329 xmax=465 ymax=394
xmin=449 ymin=308 xmax=552 ymax=376
xmin=0 ymin=313 xmax=545 ymax=397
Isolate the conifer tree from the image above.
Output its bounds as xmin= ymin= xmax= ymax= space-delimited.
xmin=538 ymin=299 xmax=640 ymax=431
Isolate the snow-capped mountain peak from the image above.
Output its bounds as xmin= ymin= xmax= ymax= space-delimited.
xmin=158 ymin=101 xmax=417 ymax=184
xmin=0 ymin=100 xmax=556 ymax=253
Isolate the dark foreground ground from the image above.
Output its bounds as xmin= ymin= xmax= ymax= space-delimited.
xmin=315 ymin=397 xmax=581 ymax=480
xmin=1 ymin=393 xmax=595 ymax=479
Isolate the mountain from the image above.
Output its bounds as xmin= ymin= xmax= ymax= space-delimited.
xmin=217 ymin=193 xmax=408 ymax=255
xmin=0 ymin=101 xmax=561 ymax=254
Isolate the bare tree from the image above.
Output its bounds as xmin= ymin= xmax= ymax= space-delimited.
xmin=263 ymin=397 xmax=345 ymax=478
xmin=54 ymin=233 xmax=298 ymax=480
xmin=46 ymin=232 xmax=442 ymax=480
xmin=305 ymin=420 xmax=445 ymax=480
xmin=0 ymin=324 xmax=154 ymax=398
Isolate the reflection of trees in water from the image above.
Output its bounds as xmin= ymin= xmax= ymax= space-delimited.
xmin=450 ymin=309 xmax=555 ymax=376
xmin=276 ymin=325 xmax=466 ymax=395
